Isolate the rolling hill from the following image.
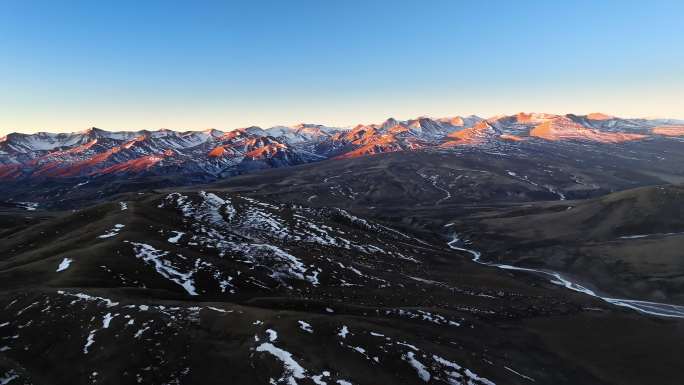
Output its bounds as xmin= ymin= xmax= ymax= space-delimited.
xmin=2 ymin=187 xmax=684 ymax=385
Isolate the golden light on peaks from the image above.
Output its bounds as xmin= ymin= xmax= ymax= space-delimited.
xmin=652 ymin=125 xmax=684 ymax=136
xmin=586 ymin=112 xmax=614 ymax=120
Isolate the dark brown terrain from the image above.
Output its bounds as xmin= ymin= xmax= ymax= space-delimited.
xmin=1 ymin=132 xmax=684 ymax=385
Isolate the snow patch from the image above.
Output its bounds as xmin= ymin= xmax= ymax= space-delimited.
xmin=298 ymin=320 xmax=313 ymax=333
xmin=266 ymin=329 xmax=278 ymax=342
xmin=56 ymin=257 xmax=73 ymax=272
xmin=338 ymin=325 xmax=349 ymax=338
xmin=256 ymin=342 xmax=306 ymax=383
xmin=98 ymin=224 xmax=125 ymax=239
xmin=402 ymin=351 xmax=430 ymax=382
xmin=167 ymin=231 xmax=185 ymax=244
xmin=0 ymin=370 xmax=19 ymax=385
xmin=16 ymin=202 xmax=38 ymax=211
xmin=128 ymin=242 xmax=198 ymax=296
xmin=83 ymin=330 xmax=97 ymax=354
xmin=102 ymin=313 xmax=115 ymax=328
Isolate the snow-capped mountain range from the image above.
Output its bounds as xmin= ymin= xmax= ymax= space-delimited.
xmin=1 ymin=113 xmax=683 ymax=180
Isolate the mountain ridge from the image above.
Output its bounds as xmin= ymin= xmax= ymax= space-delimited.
xmin=2 ymin=113 xmax=683 ymax=181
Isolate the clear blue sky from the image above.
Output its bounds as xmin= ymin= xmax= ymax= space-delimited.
xmin=1 ymin=0 xmax=682 ymax=134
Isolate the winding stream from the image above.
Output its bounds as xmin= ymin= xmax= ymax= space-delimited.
xmin=448 ymin=234 xmax=684 ymax=319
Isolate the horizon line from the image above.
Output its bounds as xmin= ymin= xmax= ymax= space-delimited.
xmin=3 ymin=111 xmax=683 ymax=136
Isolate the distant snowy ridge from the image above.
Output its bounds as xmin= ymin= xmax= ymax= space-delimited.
xmin=2 ymin=113 xmax=683 ymax=180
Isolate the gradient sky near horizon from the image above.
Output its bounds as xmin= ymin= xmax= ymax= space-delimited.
xmin=1 ymin=0 xmax=683 ymax=135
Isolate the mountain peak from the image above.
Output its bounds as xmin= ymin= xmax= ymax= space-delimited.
xmin=1 ymin=112 xmax=682 ymax=181
xmin=293 ymin=123 xmax=322 ymax=129
xmin=530 ymin=116 xmax=646 ymax=143
xmin=439 ymin=116 xmax=465 ymax=126
xmin=514 ymin=112 xmax=557 ymax=124
xmin=381 ymin=118 xmax=399 ymax=129
xmin=201 ymin=128 xmax=224 ymax=138
xmin=586 ymin=112 xmax=614 ymax=120
xmin=81 ymin=127 xmax=109 ymax=136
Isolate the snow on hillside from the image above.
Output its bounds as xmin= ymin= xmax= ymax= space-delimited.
xmin=1 ymin=113 xmax=682 ymax=179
